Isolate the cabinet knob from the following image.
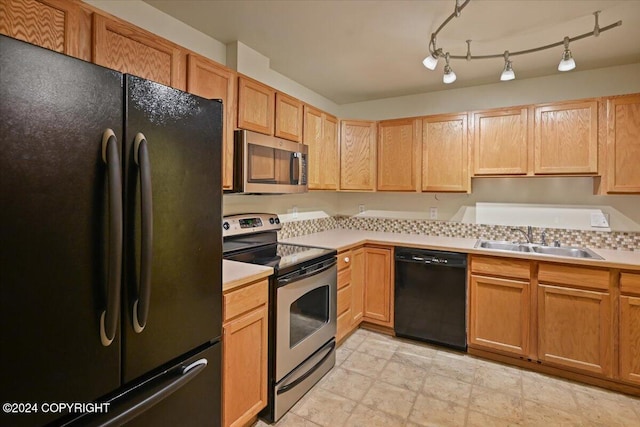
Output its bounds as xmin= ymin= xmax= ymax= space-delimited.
xmin=344 ymin=257 xmax=350 ymax=263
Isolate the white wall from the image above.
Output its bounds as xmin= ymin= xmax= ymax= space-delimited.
xmin=86 ymin=0 xmax=227 ymax=63
xmin=338 ymin=63 xmax=640 ymax=119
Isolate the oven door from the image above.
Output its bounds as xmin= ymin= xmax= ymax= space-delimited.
xmin=275 ymin=261 xmax=337 ymax=381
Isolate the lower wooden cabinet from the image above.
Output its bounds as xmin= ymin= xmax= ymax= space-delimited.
xmin=469 ymin=274 xmax=530 ymax=357
xmin=350 ymin=248 xmax=365 ymax=326
xmin=537 ymin=283 xmax=612 ymax=377
xmin=223 ymin=279 xmax=268 ymax=427
xmin=362 ymin=246 xmax=393 ymax=327
xmin=620 ymin=296 xmax=640 ymax=385
xmin=336 ymin=253 xmax=353 ymax=342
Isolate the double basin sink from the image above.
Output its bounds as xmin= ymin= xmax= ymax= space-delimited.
xmin=475 ymin=240 xmax=603 ymax=260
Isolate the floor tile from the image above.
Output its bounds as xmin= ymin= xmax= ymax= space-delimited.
xmin=391 ymin=348 xmax=434 ymax=370
xmin=473 ymin=363 xmax=523 ymax=396
xmin=421 ymin=373 xmax=472 ymax=404
xmin=522 ymin=399 xmax=588 ymax=426
xmin=431 ymin=351 xmax=477 ymax=383
xmin=355 ymin=336 xmax=397 ymax=359
xmin=467 ymin=410 xmax=523 ymax=427
xmin=344 ymin=404 xmax=406 ymax=427
xmin=334 ymin=346 xmax=352 ymax=366
xmin=318 ymin=366 xmax=374 ymax=402
xmin=469 ymin=384 xmax=523 ymax=423
xmin=361 ymin=380 xmax=417 ymax=419
xmin=342 ymin=330 xmax=367 ymax=350
xmin=290 ymin=387 xmax=356 ymax=427
xmin=573 ymin=389 xmax=640 ymax=426
xmin=340 ymin=349 xmax=389 ymax=378
xmin=379 ymin=360 xmax=428 ymax=392
xmin=521 ymin=371 xmax=579 ymax=412
xmin=272 ymin=412 xmax=323 ymax=427
xmin=409 ymin=394 xmax=467 ymax=426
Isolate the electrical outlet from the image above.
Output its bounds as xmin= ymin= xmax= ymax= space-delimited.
xmin=429 ymin=207 xmax=438 ymax=220
xmin=358 ymin=204 xmax=365 ymax=213
xmin=292 ymin=206 xmax=298 ymax=219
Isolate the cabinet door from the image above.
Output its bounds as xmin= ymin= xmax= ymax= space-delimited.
xmin=0 ymin=0 xmax=85 ymax=59
xmin=275 ymin=92 xmax=303 ymax=142
xmin=93 ymin=14 xmax=186 ymax=90
xmin=363 ymin=247 xmax=393 ymax=326
xmin=538 ymin=284 xmax=612 ymax=376
xmin=606 ymin=94 xmax=640 ymax=193
xmin=620 ymin=295 xmax=640 ymax=385
xmin=350 ymin=248 xmax=365 ymax=326
xmin=378 ymin=118 xmax=419 ymax=191
xmin=534 ymin=100 xmax=598 ymax=174
xmin=340 ymin=120 xmax=377 ymax=191
xmin=304 ymin=106 xmax=338 ymax=190
xmin=237 ymin=76 xmax=275 ymax=135
xmin=223 ymin=304 xmax=268 ymax=427
xmin=187 ymin=54 xmax=236 ymax=190
xmin=472 ymin=108 xmax=528 ymax=175
xmin=422 ymin=113 xmax=469 ymax=191
xmin=469 ymin=275 xmax=530 ymax=357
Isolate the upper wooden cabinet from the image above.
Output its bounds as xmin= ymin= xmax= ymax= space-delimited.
xmin=0 ymin=0 xmax=89 ymax=60
xmin=93 ymin=13 xmax=186 ymax=90
xmin=339 ymin=120 xmax=377 ymax=191
xmin=605 ymin=94 xmax=640 ymax=193
xmin=237 ymin=76 xmax=275 ymax=135
xmin=187 ymin=54 xmax=236 ymax=190
xmin=275 ymin=92 xmax=303 ymax=142
xmin=422 ymin=113 xmax=470 ymax=192
xmin=377 ymin=118 xmax=420 ymax=192
xmin=303 ymin=106 xmax=338 ymax=190
xmin=237 ymin=77 xmax=305 ymax=142
xmin=534 ymin=100 xmax=598 ymax=174
xmin=472 ymin=107 xmax=529 ymax=175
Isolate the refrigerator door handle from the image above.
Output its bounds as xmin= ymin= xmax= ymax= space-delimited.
xmin=100 ymin=129 xmax=123 ymax=347
xmin=74 ymin=358 xmax=208 ymax=427
xmin=133 ymin=132 xmax=153 ymax=333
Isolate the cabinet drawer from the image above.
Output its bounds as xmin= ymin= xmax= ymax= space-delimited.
xmin=337 ymin=284 xmax=351 ymax=316
xmin=538 ymin=263 xmax=609 ymax=291
xmin=338 ymin=269 xmax=351 ymax=289
xmin=224 ymin=279 xmax=268 ymax=323
xmin=621 ymin=272 xmax=640 ymax=296
xmin=471 ymin=256 xmax=530 ymax=280
xmin=337 ymin=250 xmax=352 ymax=271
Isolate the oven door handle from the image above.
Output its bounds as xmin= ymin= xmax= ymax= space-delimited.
xmin=278 ymin=260 xmax=336 ymax=285
xmin=276 ymin=340 xmax=335 ymax=395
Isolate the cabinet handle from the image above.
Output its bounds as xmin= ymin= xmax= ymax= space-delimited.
xmin=344 ymin=257 xmax=350 ymax=263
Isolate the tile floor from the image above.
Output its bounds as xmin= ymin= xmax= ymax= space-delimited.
xmin=254 ymin=328 xmax=640 ymax=427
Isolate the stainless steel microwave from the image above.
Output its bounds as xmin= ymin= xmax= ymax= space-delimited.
xmin=232 ymin=130 xmax=308 ymax=194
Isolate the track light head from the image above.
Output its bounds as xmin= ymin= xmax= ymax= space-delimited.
xmin=558 ymin=37 xmax=576 ymax=71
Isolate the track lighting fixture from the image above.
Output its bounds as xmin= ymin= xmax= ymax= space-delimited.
xmin=443 ymin=53 xmax=456 ymax=84
xmin=422 ymin=1 xmax=622 ymax=84
xmin=558 ymin=37 xmax=576 ymax=71
xmin=500 ymin=51 xmax=515 ymax=81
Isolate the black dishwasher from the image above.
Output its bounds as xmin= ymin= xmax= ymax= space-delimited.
xmin=394 ymin=248 xmax=467 ymax=351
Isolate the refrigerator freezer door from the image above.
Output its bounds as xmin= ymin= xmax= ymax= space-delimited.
xmin=0 ymin=36 xmax=123 ymax=426
xmin=122 ymin=75 xmax=223 ymax=382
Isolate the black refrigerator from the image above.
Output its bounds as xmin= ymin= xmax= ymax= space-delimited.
xmin=0 ymin=35 xmax=222 ymax=427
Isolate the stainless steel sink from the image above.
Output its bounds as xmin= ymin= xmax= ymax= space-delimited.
xmin=477 ymin=241 xmax=532 ymax=252
xmin=475 ymin=240 xmax=603 ymax=260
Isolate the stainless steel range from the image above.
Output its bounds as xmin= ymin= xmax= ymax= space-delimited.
xmin=222 ymin=213 xmax=337 ymax=422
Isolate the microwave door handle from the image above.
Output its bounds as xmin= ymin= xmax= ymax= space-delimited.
xmin=290 ymin=152 xmax=299 ymax=185
xmin=298 ymin=152 xmax=305 ymax=185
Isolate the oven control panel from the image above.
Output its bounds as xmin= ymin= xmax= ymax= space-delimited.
xmin=223 ymin=213 xmax=281 ymax=237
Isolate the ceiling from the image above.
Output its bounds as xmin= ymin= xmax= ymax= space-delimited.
xmin=144 ymin=0 xmax=640 ymax=105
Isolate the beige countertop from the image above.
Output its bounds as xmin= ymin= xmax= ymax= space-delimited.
xmin=281 ymin=229 xmax=640 ymax=270
xmin=222 ymin=259 xmax=273 ymax=293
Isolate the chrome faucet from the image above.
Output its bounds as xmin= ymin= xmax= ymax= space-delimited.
xmin=511 ymin=226 xmax=534 ymax=243
xmin=540 ymin=229 xmax=547 ymax=246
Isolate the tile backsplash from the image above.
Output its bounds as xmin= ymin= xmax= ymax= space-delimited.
xmin=278 ymin=216 xmax=640 ymax=251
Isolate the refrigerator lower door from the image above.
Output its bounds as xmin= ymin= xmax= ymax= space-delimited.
xmin=0 ymin=35 xmax=123 ymax=427
xmin=63 ymin=342 xmax=221 ymax=427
